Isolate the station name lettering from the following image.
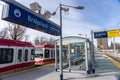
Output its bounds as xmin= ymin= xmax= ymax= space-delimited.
xmin=96 ymin=32 xmax=106 ymax=37
xmin=28 ymin=15 xmax=48 ymax=29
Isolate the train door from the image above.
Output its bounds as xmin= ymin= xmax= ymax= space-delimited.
xmin=22 ymin=47 xmax=29 ymax=68
xmin=16 ymin=47 xmax=24 ymax=70
xmin=50 ymin=49 xmax=55 ymax=63
xmin=31 ymin=48 xmax=35 ymax=62
xmin=44 ymin=48 xmax=50 ymax=63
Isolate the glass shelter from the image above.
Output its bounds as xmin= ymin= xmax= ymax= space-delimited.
xmin=55 ymin=36 xmax=95 ymax=74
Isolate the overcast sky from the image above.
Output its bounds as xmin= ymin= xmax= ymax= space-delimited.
xmin=0 ymin=0 xmax=120 ymax=44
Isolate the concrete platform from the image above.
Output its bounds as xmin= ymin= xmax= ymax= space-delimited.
xmin=1 ymin=53 xmax=120 ymax=80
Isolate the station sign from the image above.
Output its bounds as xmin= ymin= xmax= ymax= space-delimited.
xmin=107 ymin=29 xmax=120 ymax=38
xmin=94 ymin=31 xmax=108 ymax=38
xmin=2 ymin=2 xmax=60 ymax=36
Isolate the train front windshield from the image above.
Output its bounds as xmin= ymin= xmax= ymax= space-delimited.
xmin=35 ymin=48 xmax=43 ymax=59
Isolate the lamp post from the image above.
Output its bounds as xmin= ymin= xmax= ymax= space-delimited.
xmin=58 ymin=3 xmax=84 ymax=80
xmin=90 ymin=30 xmax=95 ymax=73
xmin=30 ymin=2 xmax=84 ymax=80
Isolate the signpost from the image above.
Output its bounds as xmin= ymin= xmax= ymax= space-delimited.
xmin=2 ymin=0 xmax=60 ymax=36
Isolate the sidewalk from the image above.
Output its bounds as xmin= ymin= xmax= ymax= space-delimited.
xmin=62 ymin=53 xmax=120 ymax=80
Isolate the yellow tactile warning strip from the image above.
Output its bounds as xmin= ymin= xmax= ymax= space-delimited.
xmin=102 ymin=53 xmax=120 ymax=68
xmin=0 ymin=63 xmax=54 ymax=79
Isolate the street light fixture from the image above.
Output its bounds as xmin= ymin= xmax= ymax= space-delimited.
xmin=74 ymin=6 xmax=84 ymax=9
xmin=78 ymin=33 xmax=87 ymax=38
xmin=52 ymin=4 xmax=84 ymax=15
xmin=30 ymin=2 xmax=42 ymax=14
xmin=30 ymin=2 xmax=52 ymax=19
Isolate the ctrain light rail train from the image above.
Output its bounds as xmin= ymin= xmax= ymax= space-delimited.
xmin=35 ymin=44 xmax=55 ymax=65
xmin=0 ymin=39 xmax=55 ymax=74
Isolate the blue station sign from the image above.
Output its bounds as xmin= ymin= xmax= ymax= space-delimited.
xmin=2 ymin=2 xmax=60 ymax=36
xmin=94 ymin=31 xmax=108 ymax=38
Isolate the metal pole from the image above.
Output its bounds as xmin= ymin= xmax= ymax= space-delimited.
xmin=59 ymin=3 xmax=63 ymax=80
xmin=85 ymin=41 xmax=88 ymax=74
xmin=68 ymin=43 xmax=71 ymax=72
xmin=91 ymin=30 xmax=95 ymax=73
xmin=55 ymin=43 xmax=57 ymax=71
xmin=113 ymin=37 xmax=116 ymax=57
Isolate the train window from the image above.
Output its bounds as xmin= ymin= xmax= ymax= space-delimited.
xmin=24 ymin=49 xmax=28 ymax=61
xmin=51 ymin=50 xmax=55 ymax=58
xmin=35 ymin=48 xmax=43 ymax=54
xmin=35 ymin=54 xmax=43 ymax=58
xmin=0 ymin=48 xmax=13 ymax=64
xmin=35 ymin=48 xmax=43 ymax=58
xmin=45 ymin=49 xmax=50 ymax=58
xmin=31 ymin=49 xmax=35 ymax=60
xmin=18 ymin=49 xmax=22 ymax=62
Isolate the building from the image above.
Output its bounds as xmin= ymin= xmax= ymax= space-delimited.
xmin=97 ymin=38 xmax=108 ymax=49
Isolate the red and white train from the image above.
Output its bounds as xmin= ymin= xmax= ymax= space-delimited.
xmin=0 ymin=39 xmax=55 ymax=74
xmin=0 ymin=39 xmax=35 ymax=74
xmin=35 ymin=44 xmax=55 ymax=65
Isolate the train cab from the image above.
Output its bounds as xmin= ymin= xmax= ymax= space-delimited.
xmin=35 ymin=44 xmax=55 ymax=65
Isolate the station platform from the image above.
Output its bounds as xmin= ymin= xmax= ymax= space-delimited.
xmin=1 ymin=53 xmax=120 ymax=80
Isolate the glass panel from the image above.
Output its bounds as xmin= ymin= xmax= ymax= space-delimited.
xmin=51 ymin=50 xmax=55 ymax=58
xmin=0 ymin=49 xmax=1 ymax=63
xmin=18 ymin=49 xmax=22 ymax=62
xmin=62 ymin=45 xmax=68 ymax=69
xmin=31 ymin=49 xmax=35 ymax=60
xmin=35 ymin=54 xmax=43 ymax=58
xmin=24 ymin=49 xmax=28 ymax=61
xmin=7 ymin=49 xmax=13 ymax=62
xmin=0 ymin=48 xmax=13 ymax=64
xmin=45 ymin=49 xmax=50 ymax=58
xmin=35 ymin=48 xmax=43 ymax=54
xmin=69 ymin=42 xmax=86 ymax=70
xmin=35 ymin=48 xmax=43 ymax=58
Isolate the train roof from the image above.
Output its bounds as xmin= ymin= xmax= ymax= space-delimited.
xmin=35 ymin=44 xmax=54 ymax=48
xmin=0 ymin=39 xmax=34 ymax=47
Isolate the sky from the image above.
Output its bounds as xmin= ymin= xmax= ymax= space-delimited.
xmin=0 ymin=0 xmax=120 ymax=45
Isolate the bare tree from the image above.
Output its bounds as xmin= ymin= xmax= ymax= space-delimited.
xmin=34 ymin=36 xmax=48 ymax=45
xmin=33 ymin=36 xmax=55 ymax=45
xmin=24 ymin=35 xmax=30 ymax=42
xmin=7 ymin=23 xmax=28 ymax=41
xmin=0 ymin=27 xmax=9 ymax=39
xmin=48 ymin=37 xmax=55 ymax=44
xmin=34 ymin=36 xmax=40 ymax=45
xmin=0 ymin=23 xmax=29 ymax=41
xmin=39 ymin=36 xmax=48 ymax=44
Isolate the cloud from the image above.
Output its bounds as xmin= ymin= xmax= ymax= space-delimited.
xmin=1 ymin=0 xmax=120 ymax=44
xmin=63 ymin=22 xmax=100 ymax=36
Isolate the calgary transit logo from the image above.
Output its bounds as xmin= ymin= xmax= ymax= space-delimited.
xmin=14 ymin=9 xmax=21 ymax=17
